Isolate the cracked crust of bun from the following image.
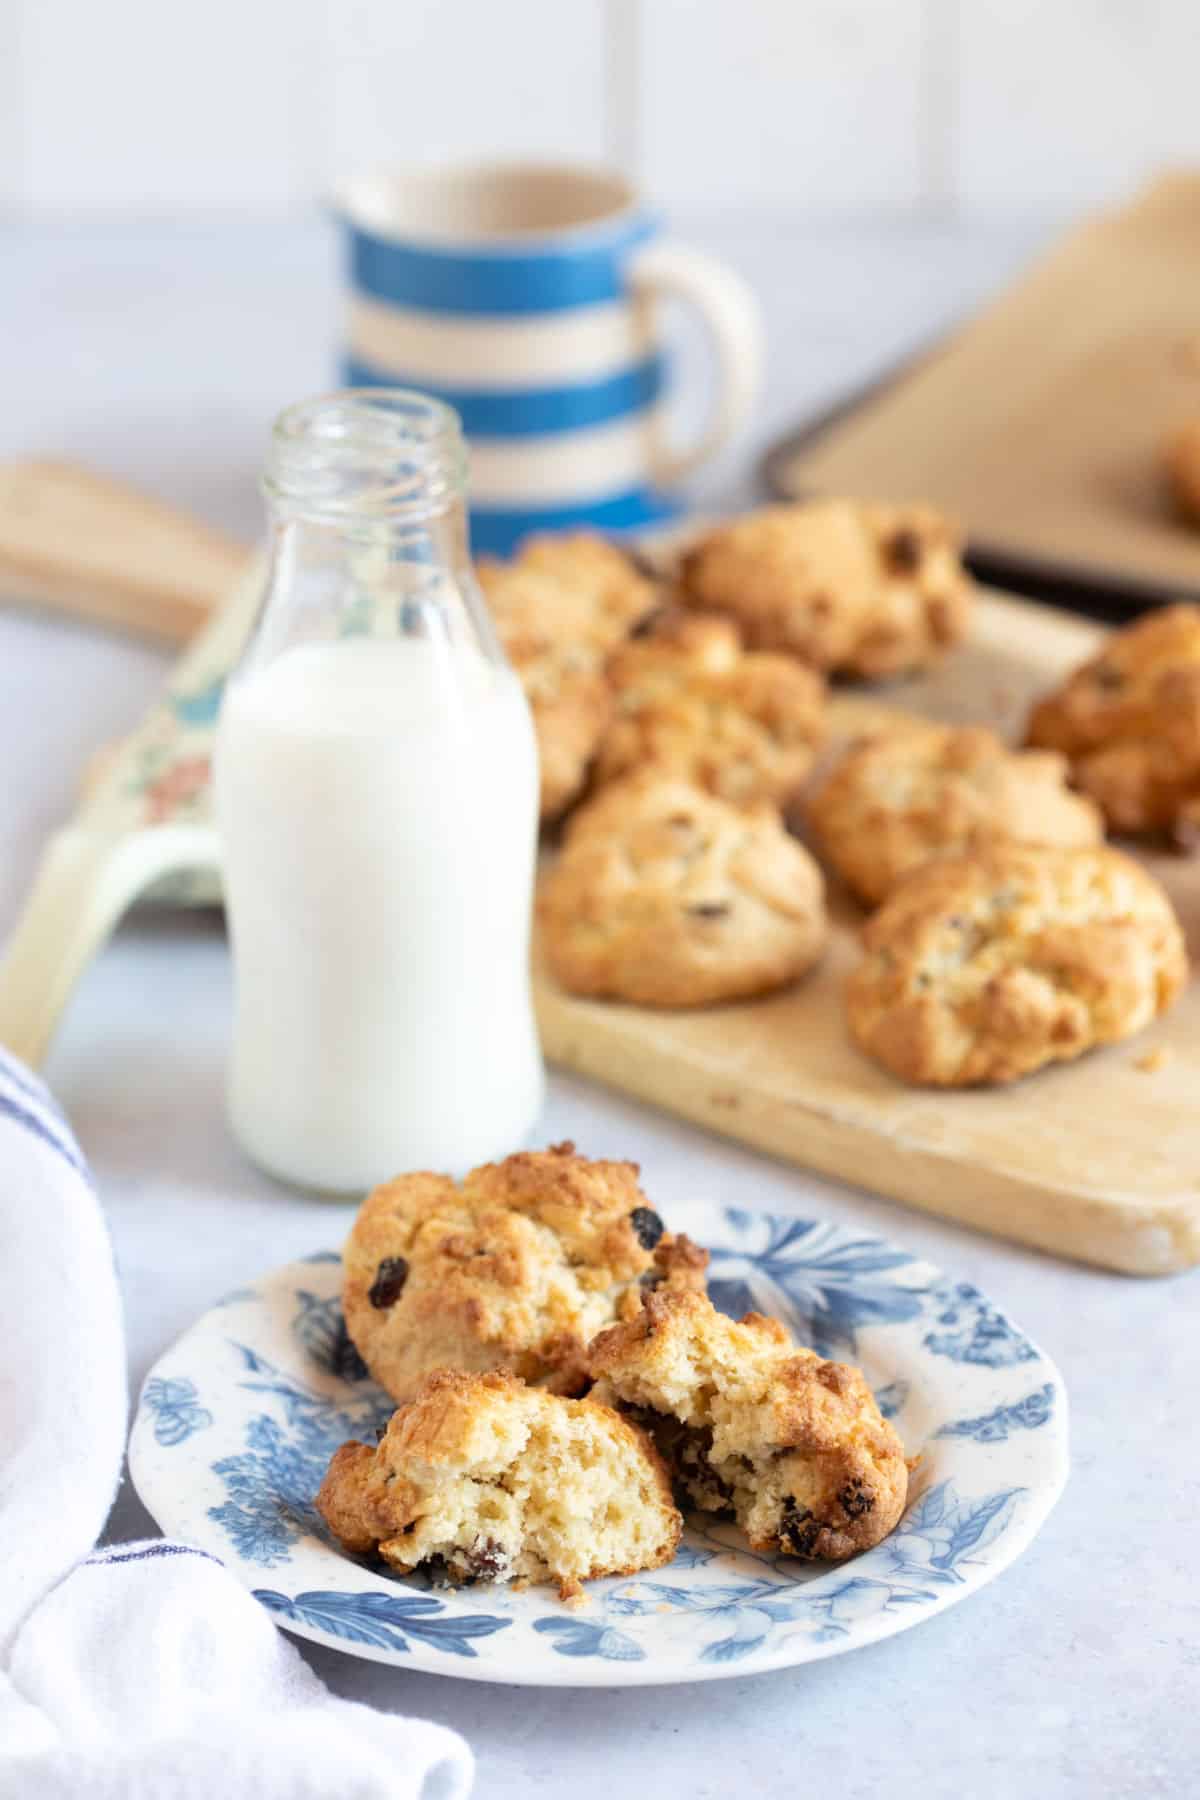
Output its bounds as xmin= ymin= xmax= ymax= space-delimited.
xmin=596 ymin=611 xmax=826 ymax=809
xmin=342 ymin=1142 xmax=708 ymax=1405
xmin=538 ymin=771 xmax=827 ymax=1007
xmin=587 ymin=1289 xmax=908 ymax=1562
xmin=845 ymin=843 xmax=1187 ymax=1087
xmin=606 ymin=612 xmax=744 ymax=698
xmin=316 ymin=1369 xmax=682 ymax=1600
xmin=1026 ymin=603 xmax=1200 ymax=839
xmin=514 ymin=531 xmax=659 ymax=642
xmin=808 ymin=721 xmax=1103 ymax=906
xmin=678 ymin=500 xmax=971 ymax=678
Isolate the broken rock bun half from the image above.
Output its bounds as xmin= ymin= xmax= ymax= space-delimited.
xmin=316 ymin=1368 xmax=683 ymax=1600
xmin=588 ymin=1288 xmax=909 ymax=1562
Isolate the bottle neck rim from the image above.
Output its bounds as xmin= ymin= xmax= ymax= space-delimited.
xmin=261 ymin=388 xmax=468 ymax=526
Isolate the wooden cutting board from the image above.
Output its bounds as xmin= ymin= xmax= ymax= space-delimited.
xmin=0 ymin=459 xmax=249 ymax=642
xmin=536 ymin=591 xmax=1200 ymax=1280
xmin=3 ymin=476 xmax=1199 ymax=1276
xmin=764 ymin=172 xmax=1200 ymax=610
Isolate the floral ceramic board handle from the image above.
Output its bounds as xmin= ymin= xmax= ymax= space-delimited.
xmin=0 ymin=562 xmax=260 ymax=1065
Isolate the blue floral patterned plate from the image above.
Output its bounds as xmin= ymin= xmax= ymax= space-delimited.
xmin=129 ymin=1206 xmax=1068 ymax=1686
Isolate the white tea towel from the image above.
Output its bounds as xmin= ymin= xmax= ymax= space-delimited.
xmin=0 ymin=1048 xmax=472 ymax=1800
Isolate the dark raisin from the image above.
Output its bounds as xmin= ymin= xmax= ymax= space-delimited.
xmin=780 ymin=1498 xmax=822 ymax=1558
xmin=649 ymin=1417 xmax=733 ymax=1513
xmin=374 ymin=1422 xmax=388 ymax=1443
xmin=838 ymin=1478 xmax=875 ymax=1520
xmin=687 ymin=901 xmax=731 ymax=920
xmin=640 ymin=1269 xmax=663 ymax=1290
xmin=1092 ymin=665 xmax=1124 ymax=690
xmin=368 ymin=1256 xmax=410 ymax=1309
xmin=630 ymin=1206 xmax=664 ymax=1250
xmin=331 ymin=1317 xmax=369 ymax=1382
xmin=946 ymin=914 xmax=967 ymax=930
xmin=425 ymin=1542 xmax=507 ymax=1588
xmin=883 ymin=528 xmax=923 ymax=574
xmin=465 ymin=1538 xmax=508 ymax=1582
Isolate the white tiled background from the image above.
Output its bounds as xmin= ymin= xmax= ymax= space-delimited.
xmin=4 ymin=0 xmax=1199 ymax=223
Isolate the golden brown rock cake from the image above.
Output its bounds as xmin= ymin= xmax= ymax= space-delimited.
xmin=596 ymin=611 xmax=826 ymax=810
xmin=808 ymin=721 xmax=1103 ymax=906
xmin=1027 ymin=603 xmax=1200 ymax=842
xmin=539 ymin=771 xmax=827 ymax=1007
xmin=343 ymin=1142 xmax=708 ymax=1404
xmin=845 ymin=843 xmax=1187 ymax=1086
xmin=678 ymin=500 xmax=971 ymax=678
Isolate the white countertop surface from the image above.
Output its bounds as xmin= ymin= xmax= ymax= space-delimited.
xmin=2 ymin=217 xmax=1191 ymax=1800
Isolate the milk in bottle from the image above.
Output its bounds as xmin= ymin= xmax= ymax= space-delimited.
xmin=212 ymin=391 xmax=544 ymax=1192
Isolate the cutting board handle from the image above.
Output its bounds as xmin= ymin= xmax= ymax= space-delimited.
xmin=0 ymin=459 xmax=251 ymax=645
xmin=0 ymin=823 xmax=221 ymax=1068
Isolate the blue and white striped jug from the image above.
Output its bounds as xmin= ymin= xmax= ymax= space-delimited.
xmin=334 ymin=161 xmax=763 ymax=554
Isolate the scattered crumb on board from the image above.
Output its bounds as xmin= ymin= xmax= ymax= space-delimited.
xmin=1133 ymin=1047 xmax=1171 ymax=1073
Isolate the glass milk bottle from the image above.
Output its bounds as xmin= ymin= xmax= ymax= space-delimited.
xmin=212 ymin=390 xmax=544 ymax=1193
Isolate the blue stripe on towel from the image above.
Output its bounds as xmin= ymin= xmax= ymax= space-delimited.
xmin=88 ymin=1543 xmax=224 ymax=1569
xmin=348 ymin=217 xmax=655 ymax=316
xmin=0 ymin=1087 xmax=88 ymax=1179
xmin=468 ymin=487 xmax=680 ymax=557
xmin=0 ymin=1043 xmax=54 ymax=1111
xmin=0 ymin=1046 xmax=88 ymax=1177
xmin=341 ymin=353 xmax=664 ymax=439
